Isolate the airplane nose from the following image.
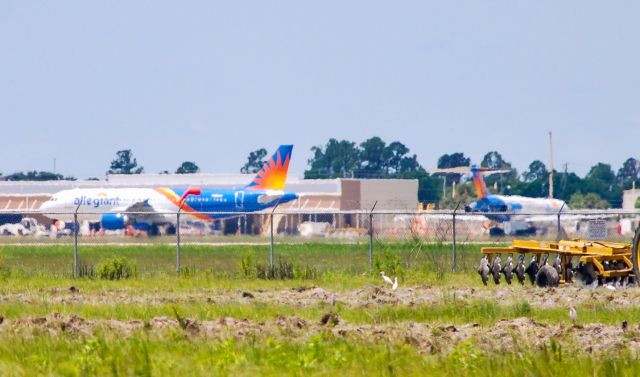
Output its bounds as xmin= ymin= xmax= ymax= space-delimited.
xmin=39 ymin=198 xmax=60 ymax=213
xmin=39 ymin=200 xmax=51 ymax=211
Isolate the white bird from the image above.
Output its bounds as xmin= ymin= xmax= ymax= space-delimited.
xmin=380 ymin=271 xmax=394 ymax=286
xmin=392 ymin=277 xmax=398 ymax=290
xmin=569 ymin=305 xmax=577 ymax=324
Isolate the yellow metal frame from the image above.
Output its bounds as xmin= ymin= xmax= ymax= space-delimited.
xmin=481 ymin=239 xmax=634 ymax=281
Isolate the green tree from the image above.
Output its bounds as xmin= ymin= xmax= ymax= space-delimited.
xmin=415 ymin=173 xmax=442 ymax=204
xmin=555 ymin=171 xmax=583 ymax=202
xmin=512 ymin=160 xmax=550 ymax=198
xmin=569 ymin=191 xmax=610 ymax=209
xmin=635 ymin=197 xmax=640 ymax=209
xmin=479 ymin=151 xmax=517 ymax=194
xmin=382 ymin=141 xmax=408 ymax=175
xmin=586 ymin=163 xmax=615 ymax=184
xmin=304 ymin=137 xmax=443 ymax=202
xmin=5 ymin=171 xmax=71 ymax=181
xmin=617 ymin=157 xmax=640 ymax=189
xmin=384 ymin=142 xmax=422 ymax=176
xmin=436 ymin=152 xmax=470 ymax=183
xmin=240 ymin=148 xmax=267 ymax=174
xmin=480 ymin=151 xmax=508 ymax=170
xmin=358 ymin=137 xmax=387 ymax=177
xmin=304 ymin=139 xmax=360 ymax=179
xmin=108 ymin=150 xmax=143 ymax=174
xmin=175 ymin=161 xmax=200 ymax=174
xmin=437 ymin=152 xmax=470 ymax=169
xmin=583 ymin=163 xmax=619 ymax=207
xmin=522 ymin=160 xmax=548 ymax=182
xmin=439 ymin=183 xmax=475 ymax=209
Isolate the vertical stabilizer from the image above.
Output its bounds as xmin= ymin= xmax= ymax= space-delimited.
xmin=471 ymin=166 xmax=489 ymax=199
xmin=245 ymin=145 xmax=293 ymax=190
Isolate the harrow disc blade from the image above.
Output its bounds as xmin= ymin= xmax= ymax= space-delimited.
xmin=575 ymin=262 xmax=598 ymax=288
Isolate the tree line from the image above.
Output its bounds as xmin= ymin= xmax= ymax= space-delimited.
xmin=0 ymin=149 xmax=200 ymax=182
xmin=294 ymin=137 xmax=637 ymax=209
xmin=2 ymin=141 xmax=638 ymax=209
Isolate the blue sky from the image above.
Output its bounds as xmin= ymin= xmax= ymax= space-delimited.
xmin=0 ymin=1 xmax=638 ymax=179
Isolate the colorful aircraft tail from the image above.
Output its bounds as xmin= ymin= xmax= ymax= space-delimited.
xmin=471 ymin=166 xmax=489 ymax=199
xmin=245 ymin=145 xmax=293 ymax=190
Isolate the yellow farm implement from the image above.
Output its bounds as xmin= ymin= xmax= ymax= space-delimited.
xmin=478 ymin=227 xmax=640 ymax=287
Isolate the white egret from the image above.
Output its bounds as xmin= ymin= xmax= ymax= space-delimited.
xmin=569 ymin=305 xmax=577 ymax=324
xmin=380 ymin=271 xmax=394 ymax=286
xmin=392 ymin=277 xmax=398 ymax=290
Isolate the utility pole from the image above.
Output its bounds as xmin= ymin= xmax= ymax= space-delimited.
xmin=548 ymin=132 xmax=554 ymax=199
xmin=442 ymin=177 xmax=446 ymax=198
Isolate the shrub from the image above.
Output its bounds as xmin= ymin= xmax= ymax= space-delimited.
xmin=96 ymin=257 xmax=136 ymax=280
xmin=375 ymin=250 xmax=404 ymax=279
xmin=179 ymin=266 xmax=196 ymax=277
xmin=240 ymin=253 xmax=255 ymax=278
xmin=295 ymin=264 xmax=319 ymax=280
xmin=256 ymin=259 xmax=294 ymax=280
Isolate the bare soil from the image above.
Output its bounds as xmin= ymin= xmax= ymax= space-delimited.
xmin=3 ymin=284 xmax=640 ymax=309
xmin=3 ymin=283 xmax=640 ymax=355
xmin=2 ymin=312 xmax=639 ymax=356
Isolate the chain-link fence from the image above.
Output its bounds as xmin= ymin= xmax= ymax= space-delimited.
xmin=0 ymin=208 xmax=639 ymax=278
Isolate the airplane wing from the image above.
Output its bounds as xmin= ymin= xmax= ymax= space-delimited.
xmin=429 ymin=167 xmax=471 ymax=174
xmin=481 ymin=169 xmax=511 ymax=176
xmin=429 ymin=167 xmax=511 ymax=175
xmin=257 ymin=191 xmax=289 ymax=204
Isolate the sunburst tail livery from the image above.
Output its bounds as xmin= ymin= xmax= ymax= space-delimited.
xmin=245 ymin=145 xmax=293 ymax=190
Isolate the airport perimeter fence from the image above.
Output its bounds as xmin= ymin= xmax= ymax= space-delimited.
xmin=1 ymin=207 xmax=640 ymax=278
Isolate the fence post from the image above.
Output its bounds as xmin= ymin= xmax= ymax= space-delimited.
xmin=556 ymin=203 xmax=565 ymax=241
xmin=452 ymin=202 xmax=461 ymax=272
xmin=176 ymin=210 xmax=181 ymax=273
xmin=73 ymin=205 xmax=80 ymax=278
xmin=269 ymin=202 xmax=281 ymax=270
xmin=368 ymin=201 xmax=378 ymax=272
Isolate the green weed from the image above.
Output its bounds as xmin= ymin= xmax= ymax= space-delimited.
xmin=96 ymin=257 xmax=136 ymax=280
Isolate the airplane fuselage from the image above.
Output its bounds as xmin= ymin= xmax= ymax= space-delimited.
xmin=466 ymin=195 xmax=567 ymax=222
xmin=40 ymin=187 xmax=297 ymax=223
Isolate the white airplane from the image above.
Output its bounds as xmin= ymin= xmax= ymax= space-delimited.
xmin=433 ymin=165 xmax=568 ymax=221
xmin=39 ymin=145 xmax=298 ymax=234
xmin=432 ymin=165 xmax=570 ymax=235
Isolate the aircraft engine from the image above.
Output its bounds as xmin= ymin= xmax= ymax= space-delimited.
xmin=101 ymin=213 xmax=130 ymax=230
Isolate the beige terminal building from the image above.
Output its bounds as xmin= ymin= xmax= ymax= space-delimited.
xmin=0 ymin=174 xmax=418 ymax=235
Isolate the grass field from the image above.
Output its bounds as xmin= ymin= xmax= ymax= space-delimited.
xmin=1 ymin=241 xmax=640 ymax=376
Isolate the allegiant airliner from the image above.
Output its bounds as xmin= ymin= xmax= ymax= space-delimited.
xmin=39 ymin=145 xmax=297 ymax=233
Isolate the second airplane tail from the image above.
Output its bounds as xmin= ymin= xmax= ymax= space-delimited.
xmin=245 ymin=145 xmax=293 ymax=191
xmin=471 ymin=166 xmax=489 ymax=199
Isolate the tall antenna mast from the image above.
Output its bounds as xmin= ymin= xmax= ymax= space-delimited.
xmin=548 ymin=132 xmax=554 ymax=198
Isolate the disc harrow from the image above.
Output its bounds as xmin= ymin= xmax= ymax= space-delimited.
xmin=480 ymin=238 xmax=635 ymax=288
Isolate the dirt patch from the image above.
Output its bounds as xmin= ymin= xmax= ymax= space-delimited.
xmin=4 ymin=284 xmax=640 ymax=311
xmin=2 ymin=313 xmax=639 ymax=356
